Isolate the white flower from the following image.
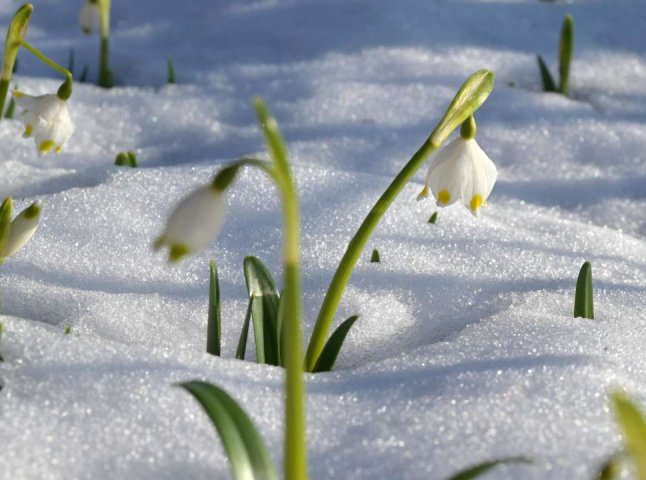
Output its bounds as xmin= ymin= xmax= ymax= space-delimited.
xmin=418 ymin=137 xmax=497 ymax=217
xmin=4 ymin=202 xmax=41 ymax=257
xmin=13 ymin=91 xmax=75 ymax=156
xmin=79 ymin=0 xmax=100 ymax=34
xmin=155 ymin=185 xmax=227 ymax=262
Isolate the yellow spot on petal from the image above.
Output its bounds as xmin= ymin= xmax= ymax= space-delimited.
xmin=55 ymin=145 xmax=62 ymax=154
xmin=12 ymin=90 xmax=24 ymax=98
xmin=470 ymin=194 xmax=483 ymax=212
xmin=416 ymin=185 xmax=429 ymax=201
xmin=39 ymin=140 xmax=54 ymax=154
xmin=23 ymin=124 xmax=33 ymax=137
xmin=437 ymin=190 xmax=451 ymax=205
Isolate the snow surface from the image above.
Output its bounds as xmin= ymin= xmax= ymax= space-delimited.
xmin=1 ymin=0 xmax=646 ymax=478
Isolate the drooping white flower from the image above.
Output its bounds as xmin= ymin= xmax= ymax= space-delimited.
xmin=155 ymin=185 xmax=227 ymax=262
xmin=418 ymin=136 xmax=497 ymax=217
xmin=13 ymin=91 xmax=75 ymax=156
xmin=4 ymin=202 xmax=41 ymax=258
xmin=79 ymin=0 xmax=100 ymax=34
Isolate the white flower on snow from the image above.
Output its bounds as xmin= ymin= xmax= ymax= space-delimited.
xmin=4 ymin=202 xmax=41 ymax=258
xmin=154 ymin=185 xmax=227 ymax=262
xmin=418 ymin=137 xmax=497 ymax=217
xmin=13 ymin=91 xmax=75 ymax=156
xmin=79 ymin=0 xmax=100 ymax=34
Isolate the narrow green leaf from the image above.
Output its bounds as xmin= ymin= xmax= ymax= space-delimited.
xmin=127 ymin=151 xmax=138 ymax=167
xmin=593 ymin=454 xmax=621 ymax=480
xmin=244 ymin=256 xmax=280 ymax=366
xmin=574 ymin=261 xmax=594 ymax=319
xmin=558 ymin=14 xmax=574 ymax=95
xmin=0 ymin=197 xmax=14 ymax=260
xmin=430 ymin=70 xmax=495 ymax=147
xmin=180 ymin=381 xmax=279 ymax=480
xmin=235 ymin=300 xmax=253 ymax=361
xmin=276 ymin=289 xmax=285 ymax=367
xmin=370 ymin=248 xmax=380 ymax=263
xmin=207 ymin=260 xmax=221 ymax=356
xmin=428 ymin=212 xmax=439 ymax=224
xmin=312 ymin=315 xmax=359 ymax=373
xmin=167 ymin=56 xmax=176 ymax=84
xmin=79 ymin=65 xmax=89 ymax=83
xmin=4 ymin=95 xmax=15 ymax=119
xmin=537 ymin=55 xmax=557 ymax=92
xmin=446 ymin=457 xmax=532 ymax=480
xmin=612 ymin=392 xmax=646 ymax=480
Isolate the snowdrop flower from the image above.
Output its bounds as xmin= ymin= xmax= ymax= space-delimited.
xmin=4 ymin=202 xmax=41 ymax=258
xmin=418 ymin=119 xmax=497 ymax=217
xmin=155 ymin=184 xmax=227 ymax=262
xmin=13 ymin=91 xmax=75 ymax=156
xmin=79 ymin=0 xmax=100 ymax=34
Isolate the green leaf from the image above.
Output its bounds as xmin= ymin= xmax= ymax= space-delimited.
xmin=235 ymin=300 xmax=253 ymax=361
xmin=428 ymin=212 xmax=439 ymax=224
xmin=558 ymin=14 xmax=574 ymax=95
xmin=244 ymin=256 xmax=280 ymax=366
xmin=180 ymin=381 xmax=278 ymax=480
xmin=0 ymin=197 xmax=13 ymax=260
xmin=574 ymin=261 xmax=593 ymax=319
xmin=207 ymin=260 xmax=221 ymax=356
xmin=429 ymin=70 xmax=495 ymax=147
xmin=276 ymin=289 xmax=286 ymax=367
xmin=446 ymin=457 xmax=532 ymax=480
xmin=612 ymin=392 xmax=646 ymax=480
xmin=593 ymin=454 xmax=621 ymax=480
xmin=312 ymin=315 xmax=359 ymax=373
xmin=167 ymin=56 xmax=176 ymax=84
xmin=370 ymin=248 xmax=380 ymax=263
xmin=79 ymin=65 xmax=89 ymax=83
xmin=127 ymin=151 xmax=138 ymax=167
xmin=537 ymin=55 xmax=557 ymax=92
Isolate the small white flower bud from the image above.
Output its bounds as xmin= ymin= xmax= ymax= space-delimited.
xmin=4 ymin=202 xmax=41 ymax=257
xmin=155 ymin=185 xmax=227 ymax=262
xmin=79 ymin=0 xmax=100 ymax=34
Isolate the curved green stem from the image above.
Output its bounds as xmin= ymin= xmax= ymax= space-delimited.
xmin=304 ymin=70 xmax=495 ymax=372
xmin=304 ymin=138 xmax=438 ymax=371
xmin=19 ymin=41 xmax=73 ymax=99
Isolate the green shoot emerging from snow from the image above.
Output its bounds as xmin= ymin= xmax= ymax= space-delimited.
xmin=80 ymin=0 xmax=113 ymax=87
xmin=537 ymin=14 xmax=574 ymax=96
xmin=574 ymin=261 xmax=594 ymax=319
xmin=114 ymin=151 xmax=138 ymax=168
xmin=167 ymin=56 xmax=176 ymax=84
xmin=370 ymin=248 xmax=380 ymax=263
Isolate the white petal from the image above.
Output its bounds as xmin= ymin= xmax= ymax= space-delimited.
xmin=460 ymin=139 xmax=497 ymax=214
xmin=79 ymin=1 xmax=100 ymax=34
xmin=5 ymin=203 xmax=40 ymax=257
xmin=162 ymin=185 xmax=227 ymax=252
xmin=426 ymin=138 xmax=471 ymax=207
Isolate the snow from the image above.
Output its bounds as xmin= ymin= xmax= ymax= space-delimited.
xmin=1 ymin=0 xmax=646 ymax=478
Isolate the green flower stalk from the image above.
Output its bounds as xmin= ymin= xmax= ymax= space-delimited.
xmin=304 ymin=70 xmax=495 ymax=371
xmin=156 ymin=100 xmax=308 ymax=479
xmin=80 ymin=0 xmax=113 ymax=88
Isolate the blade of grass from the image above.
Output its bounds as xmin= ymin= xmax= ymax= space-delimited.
xmin=558 ymin=14 xmax=574 ymax=95
xmin=312 ymin=315 xmax=359 ymax=373
xmin=612 ymin=392 xmax=646 ymax=480
xmin=180 ymin=381 xmax=279 ymax=480
xmin=206 ymin=260 xmax=221 ymax=356
xmin=537 ymin=55 xmax=557 ymax=92
xmin=446 ymin=457 xmax=532 ymax=480
xmin=167 ymin=56 xmax=176 ymax=84
xmin=235 ymin=300 xmax=253 ymax=361
xmin=243 ymin=256 xmax=280 ymax=365
xmin=574 ymin=261 xmax=593 ymax=319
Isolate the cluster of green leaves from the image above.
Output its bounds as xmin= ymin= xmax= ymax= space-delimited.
xmin=114 ymin=151 xmax=138 ymax=168
xmin=537 ymin=14 xmax=574 ymax=96
xmin=207 ymin=257 xmax=357 ymax=373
